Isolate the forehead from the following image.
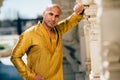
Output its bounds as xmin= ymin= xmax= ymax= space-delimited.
xmin=45 ymin=5 xmax=62 ymax=15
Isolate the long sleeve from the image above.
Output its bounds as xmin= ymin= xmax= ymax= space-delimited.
xmin=10 ymin=33 xmax=36 ymax=80
xmin=56 ymin=13 xmax=83 ymax=35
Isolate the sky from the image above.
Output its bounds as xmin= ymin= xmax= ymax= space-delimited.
xmin=0 ymin=0 xmax=52 ymax=20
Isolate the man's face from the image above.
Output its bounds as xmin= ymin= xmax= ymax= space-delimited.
xmin=42 ymin=7 xmax=61 ymax=28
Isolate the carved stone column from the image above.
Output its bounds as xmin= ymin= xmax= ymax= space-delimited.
xmin=77 ymin=0 xmax=101 ymax=80
xmin=99 ymin=0 xmax=120 ymax=80
xmin=83 ymin=20 xmax=92 ymax=80
xmin=84 ymin=2 xmax=101 ymax=80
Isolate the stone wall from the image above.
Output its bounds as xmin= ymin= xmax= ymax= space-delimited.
xmin=52 ymin=0 xmax=120 ymax=80
xmin=52 ymin=0 xmax=85 ymax=80
xmin=52 ymin=0 xmax=75 ymax=19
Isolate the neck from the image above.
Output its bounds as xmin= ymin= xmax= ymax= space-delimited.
xmin=42 ymin=22 xmax=53 ymax=38
xmin=42 ymin=21 xmax=53 ymax=32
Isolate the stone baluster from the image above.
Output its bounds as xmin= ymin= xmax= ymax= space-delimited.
xmin=77 ymin=0 xmax=102 ymax=80
xmin=85 ymin=2 xmax=101 ymax=80
xmin=84 ymin=21 xmax=92 ymax=80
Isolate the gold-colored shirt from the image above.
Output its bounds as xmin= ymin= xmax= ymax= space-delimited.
xmin=10 ymin=13 xmax=83 ymax=80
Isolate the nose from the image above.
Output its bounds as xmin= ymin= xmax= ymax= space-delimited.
xmin=51 ymin=16 xmax=55 ymax=21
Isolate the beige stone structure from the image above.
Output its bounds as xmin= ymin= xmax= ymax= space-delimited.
xmin=52 ymin=0 xmax=100 ymax=80
xmin=52 ymin=0 xmax=120 ymax=80
xmin=52 ymin=0 xmax=85 ymax=80
xmin=77 ymin=0 xmax=101 ymax=80
xmin=99 ymin=0 xmax=120 ymax=80
xmin=1 ymin=0 xmax=120 ymax=80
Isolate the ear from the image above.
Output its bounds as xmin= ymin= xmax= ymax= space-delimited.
xmin=42 ymin=11 xmax=45 ymax=17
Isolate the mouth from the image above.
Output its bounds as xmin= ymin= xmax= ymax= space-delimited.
xmin=49 ymin=21 xmax=56 ymax=26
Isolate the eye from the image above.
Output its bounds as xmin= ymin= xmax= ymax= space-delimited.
xmin=55 ymin=15 xmax=60 ymax=18
xmin=49 ymin=13 xmax=53 ymax=16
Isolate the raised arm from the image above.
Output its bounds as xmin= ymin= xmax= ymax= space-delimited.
xmin=56 ymin=3 xmax=84 ymax=35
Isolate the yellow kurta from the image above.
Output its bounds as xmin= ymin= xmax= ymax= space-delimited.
xmin=10 ymin=13 xmax=83 ymax=80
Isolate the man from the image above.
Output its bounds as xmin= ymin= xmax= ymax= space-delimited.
xmin=11 ymin=3 xmax=84 ymax=80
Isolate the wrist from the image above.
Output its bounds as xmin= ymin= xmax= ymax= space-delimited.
xmin=80 ymin=9 xmax=84 ymax=15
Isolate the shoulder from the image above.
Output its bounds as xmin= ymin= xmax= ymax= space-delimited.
xmin=20 ymin=26 xmax=36 ymax=39
xmin=23 ymin=25 xmax=36 ymax=34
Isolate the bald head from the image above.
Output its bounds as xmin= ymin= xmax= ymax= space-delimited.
xmin=42 ymin=4 xmax=62 ymax=29
xmin=44 ymin=4 xmax=62 ymax=15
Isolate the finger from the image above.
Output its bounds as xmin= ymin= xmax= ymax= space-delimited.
xmin=73 ymin=3 xmax=84 ymax=14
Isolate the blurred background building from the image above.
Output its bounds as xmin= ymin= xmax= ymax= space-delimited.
xmin=0 ymin=0 xmax=120 ymax=80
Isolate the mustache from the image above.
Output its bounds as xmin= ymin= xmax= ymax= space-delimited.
xmin=49 ymin=20 xmax=56 ymax=24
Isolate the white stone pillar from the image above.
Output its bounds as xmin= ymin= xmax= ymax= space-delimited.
xmin=85 ymin=3 xmax=101 ymax=80
xmin=99 ymin=0 xmax=120 ymax=80
xmin=76 ymin=0 xmax=101 ymax=80
xmin=75 ymin=1 xmax=103 ymax=80
xmin=83 ymin=20 xmax=92 ymax=80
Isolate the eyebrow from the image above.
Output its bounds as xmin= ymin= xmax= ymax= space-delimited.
xmin=48 ymin=12 xmax=60 ymax=17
